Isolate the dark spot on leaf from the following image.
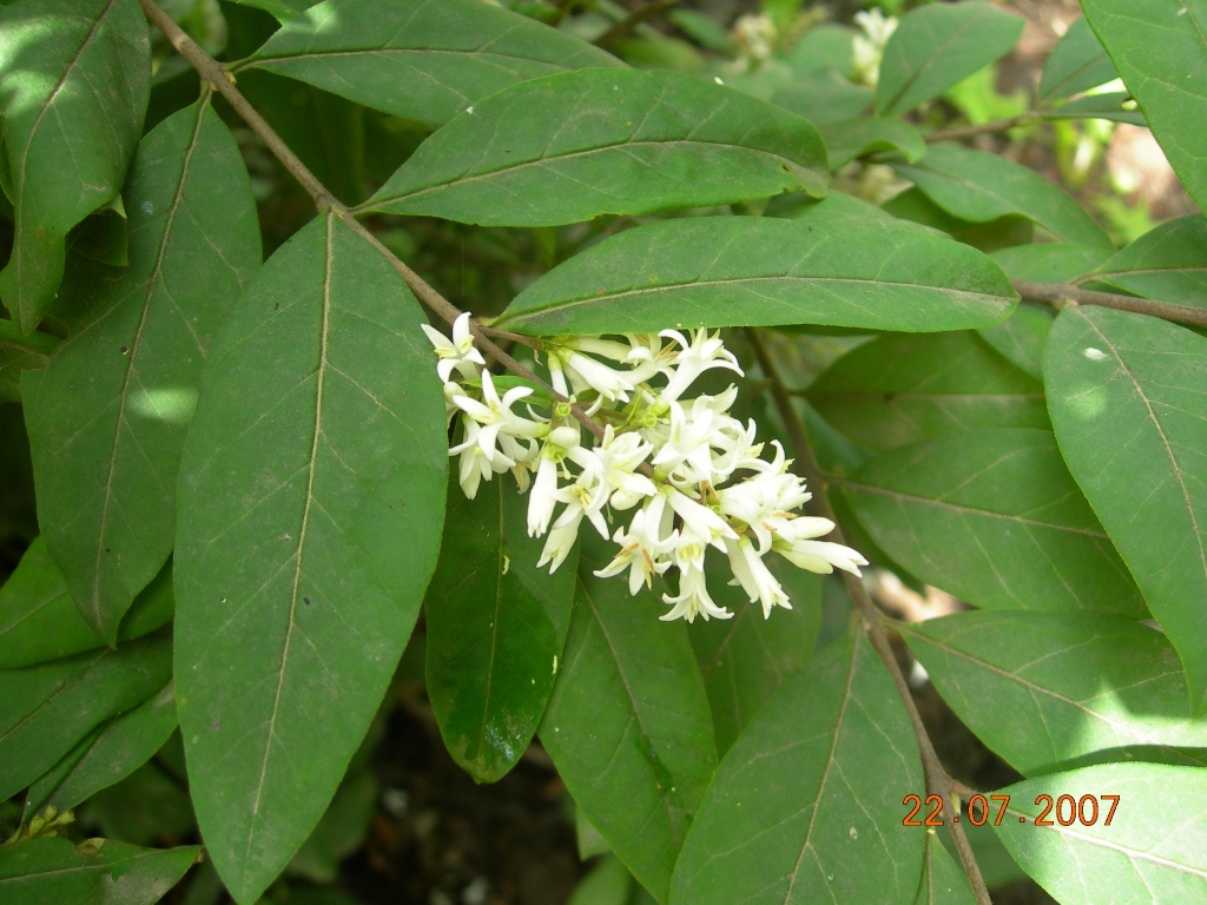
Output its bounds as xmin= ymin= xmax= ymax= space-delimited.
xmin=274 ymin=303 xmax=280 ymax=310
xmin=104 ymin=547 xmax=111 ymax=553
xmin=883 ymin=392 xmax=896 ymax=402
xmin=304 ymin=596 xmax=311 ymax=605
xmin=120 ymin=346 xmax=128 ymax=354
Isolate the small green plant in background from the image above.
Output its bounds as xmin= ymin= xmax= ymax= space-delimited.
xmin=1 ymin=1 xmax=1206 ymax=904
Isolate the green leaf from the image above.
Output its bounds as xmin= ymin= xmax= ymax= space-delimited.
xmin=976 ymin=301 xmax=1055 ymax=380
xmin=818 ymin=117 xmax=926 ymax=170
xmin=689 ymin=556 xmax=821 ymax=755
xmin=25 ymin=680 xmax=178 ymax=814
xmin=287 ymin=769 xmax=378 ymax=883
xmin=876 ymin=0 xmax=1024 ymax=117
xmin=0 ymin=0 xmax=150 ymax=333
xmin=539 ymin=538 xmax=717 ymax=903
xmin=363 ymin=68 xmax=828 ymax=226
xmin=1038 ymin=91 xmax=1146 ymax=126
xmin=1038 ymin=16 xmax=1119 ymax=103
xmin=1045 ymin=306 xmax=1207 ymax=712
xmin=914 ymin=834 xmax=976 ymax=905
xmin=568 ymin=855 xmax=633 ymax=905
xmin=1081 ymin=214 xmax=1207 ymax=308
xmin=0 ymin=629 xmax=172 ymax=802
xmin=882 ymin=187 xmax=1035 ymax=254
xmin=904 ymin=611 xmax=1207 ymax=775
xmin=174 ymin=214 xmax=448 ymax=904
xmin=990 ymin=242 xmax=1111 ymax=284
xmin=241 ymin=0 xmax=621 ymax=126
xmin=992 ymin=763 xmax=1207 ymax=902
xmin=670 ymin=634 xmax=923 ymax=905
xmin=806 ymin=331 xmax=1048 ymax=451
xmin=892 ymin=143 xmax=1114 ymax=250
xmin=22 ymin=102 xmax=260 ymax=643
xmin=494 ymin=218 xmax=1017 ymax=335
xmin=1081 ymin=0 xmax=1207 ymax=211
xmin=771 ymin=69 xmax=872 ymax=125
xmin=425 ymin=476 xmax=576 ymax=783
xmin=843 ymin=429 xmax=1147 ymax=616
xmin=230 ymin=0 xmax=320 ymax=22
xmin=0 ymin=837 xmax=199 ymax=905
xmin=788 ymin=25 xmax=857 ymax=78
xmin=0 ymin=320 xmax=55 ymax=402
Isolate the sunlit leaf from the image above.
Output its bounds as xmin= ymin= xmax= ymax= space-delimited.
xmin=1081 ymin=214 xmax=1207 ymax=308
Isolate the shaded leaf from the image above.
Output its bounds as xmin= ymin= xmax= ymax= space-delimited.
xmin=882 ymin=187 xmax=1035 ymax=254
xmin=495 ymin=218 xmax=1017 ymax=335
xmin=914 ymin=834 xmax=976 ymax=905
xmin=1045 ymin=306 xmax=1207 ymax=712
xmin=819 ymin=117 xmax=926 ymax=170
xmin=976 ymin=301 xmax=1055 ymax=379
xmin=990 ymin=243 xmax=1111 ymax=285
xmin=1080 ymin=214 xmax=1207 ymax=308
xmin=1038 ymin=91 xmax=1146 ymax=126
xmin=0 ymin=630 xmax=172 ymax=802
xmin=806 ymin=331 xmax=1048 ymax=451
xmin=876 ymin=1 xmax=1023 ymax=117
xmin=771 ymin=69 xmax=872 ymax=125
xmin=993 ymin=763 xmax=1207 ymax=903
xmin=844 ymin=429 xmax=1147 ymax=615
xmin=426 ymin=476 xmax=576 ymax=783
xmin=174 ymin=214 xmax=447 ymax=904
xmin=287 ymin=769 xmax=378 ymax=883
xmin=0 ymin=0 xmax=149 ymax=332
xmin=364 ymin=68 xmax=828 ymax=226
xmin=0 ymin=837 xmax=198 ymax=905
xmin=670 ymin=634 xmax=923 ymax=905
xmin=904 ymin=611 xmax=1207 ymax=775
xmin=1081 ymin=0 xmax=1207 ymax=210
xmin=0 ymin=321 xmax=55 ymax=402
xmin=539 ymin=537 xmax=717 ymax=903
xmin=22 ymin=102 xmax=260 ymax=642
xmin=1038 ymin=16 xmax=1119 ymax=103
xmin=242 ymin=0 xmax=621 ymax=125
xmin=892 ymin=143 xmax=1113 ymax=249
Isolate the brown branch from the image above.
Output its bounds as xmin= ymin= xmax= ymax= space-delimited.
xmin=1014 ymin=279 xmax=1207 ymax=328
xmin=746 ymin=328 xmax=992 ymax=905
xmin=593 ymin=0 xmax=678 ymax=47
xmin=925 ymin=113 xmax=1037 ymax=143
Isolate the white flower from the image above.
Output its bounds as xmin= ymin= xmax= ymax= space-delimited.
xmin=528 ymin=427 xmax=580 ymax=537
xmin=537 ymin=504 xmax=582 ymax=573
xmin=659 ymin=329 xmax=743 ymax=402
xmin=661 ymin=559 xmax=731 ymax=622
xmin=664 ymin=486 xmax=736 ymax=550
xmin=550 ymin=346 xmax=636 ymax=402
xmin=853 ymin=9 xmax=898 ymax=87
xmin=724 ymin=536 xmax=791 ymax=618
xmin=573 ymin=426 xmax=657 ymax=510
xmin=773 ymin=516 xmax=869 ymax=576
xmin=594 ymin=508 xmax=675 ymax=595
xmin=421 ymin=312 xmax=486 ymax=383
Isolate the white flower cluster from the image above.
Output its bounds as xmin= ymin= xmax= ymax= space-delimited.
xmin=423 ymin=314 xmax=868 ymax=623
xmin=852 ymin=9 xmax=898 ymax=87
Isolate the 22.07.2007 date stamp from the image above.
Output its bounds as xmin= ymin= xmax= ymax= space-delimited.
xmin=903 ymin=793 xmax=1120 ymax=827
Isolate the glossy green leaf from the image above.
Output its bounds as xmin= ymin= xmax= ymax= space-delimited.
xmin=1081 ymin=0 xmax=1207 ymax=211
xmin=25 ymin=680 xmax=177 ymax=814
xmin=0 ymin=541 xmax=174 ymax=669
xmin=990 ymin=243 xmax=1111 ymax=285
xmin=892 ymin=144 xmax=1113 ymax=250
xmin=174 ymin=214 xmax=447 ymax=904
xmin=689 ymin=556 xmax=821 ymax=755
xmin=806 ymin=331 xmax=1047 ymax=451
xmin=771 ymin=69 xmax=872 ymax=125
xmin=1038 ymin=16 xmax=1119 ymax=103
xmin=364 ymin=68 xmax=828 ymax=226
xmin=1081 ymin=214 xmax=1207 ymax=308
xmin=819 ymin=117 xmax=926 ymax=170
xmin=241 ymin=0 xmax=620 ymax=125
xmin=495 ymin=218 xmax=1017 ymax=335
xmin=426 ymin=476 xmax=577 ymax=783
xmin=992 ymin=763 xmax=1207 ymax=902
xmin=22 ymin=103 xmax=260 ymax=643
xmin=876 ymin=1 xmax=1023 ymax=117
xmin=0 ymin=0 xmax=149 ymax=333
xmin=0 ymin=630 xmax=172 ymax=802
xmin=670 ymin=634 xmax=923 ymax=905
xmin=1045 ymin=306 xmax=1207 ymax=712
xmin=844 ymin=429 xmax=1147 ymax=615
xmin=0 ymin=837 xmax=198 ymax=905
xmin=539 ymin=538 xmax=717 ymax=903
xmin=904 ymin=611 xmax=1207 ymax=775
xmin=976 ymin=301 xmax=1054 ymax=380
xmin=914 ymin=835 xmax=976 ymax=905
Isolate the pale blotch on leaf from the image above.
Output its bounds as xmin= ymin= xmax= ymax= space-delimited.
xmin=1083 ymin=347 xmax=1109 ymax=362
xmin=130 ymin=386 xmax=199 ymax=423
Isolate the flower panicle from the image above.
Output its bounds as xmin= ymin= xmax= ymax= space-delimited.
xmin=423 ymin=313 xmax=868 ymax=623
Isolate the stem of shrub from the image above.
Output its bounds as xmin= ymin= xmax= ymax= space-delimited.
xmin=1014 ymin=279 xmax=1207 ymax=328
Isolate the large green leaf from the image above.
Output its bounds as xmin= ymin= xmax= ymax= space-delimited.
xmin=494 ymin=218 xmax=1017 ymax=335
xmin=539 ymin=538 xmax=717 ymax=903
xmin=670 ymin=634 xmax=923 ymax=905
xmin=818 ymin=117 xmax=925 ymax=170
xmin=990 ymin=242 xmax=1110 ymax=284
xmin=772 ymin=69 xmax=872 ymax=125
xmin=363 ymin=68 xmax=828 ymax=226
xmin=0 ymin=630 xmax=172 ymax=802
xmin=0 ymin=837 xmax=198 ymax=905
xmin=876 ymin=0 xmax=1023 ymax=117
xmin=914 ymin=835 xmax=976 ymax=905
xmin=1080 ymin=214 xmax=1207 ymax=308
xmin=241 ymin=0 xmax=620 ymax=125
xmin=1038 ymin=16 xmax=1119 ymax=104
xmin=689 ymin=556 xmax=821 ymax=756
xmin=1081 ymin=0 xmax=1207 ymax=211
xmin=1045 ymin=306 xmax=1207 ymax=712
xmin=843 ymin=429 xmax=1147 ymax=615
xmin=425 ymin=477 xmax=577 ymax=783
xmin=892 ymin=143 xmax=1114 ymax=250
xmin=22 ymin=103 xmax=260 ymax=643
xmin=992 ymin=763 xmax=1207 ymax=902
xmin=975 ymin=302 xmax=1054 ymax=380
xmin=0 ymin=540 xmax=174 ymax=669
xmin=904 ymin=611 xmax=1207 ymax=775
xmin=0 ymin=0 xmax=149 ymax=333
xmin=806 ymin=331 xmax=1047 ymax=451
xmin=174 ymin=214 xmax=447 ymax=904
